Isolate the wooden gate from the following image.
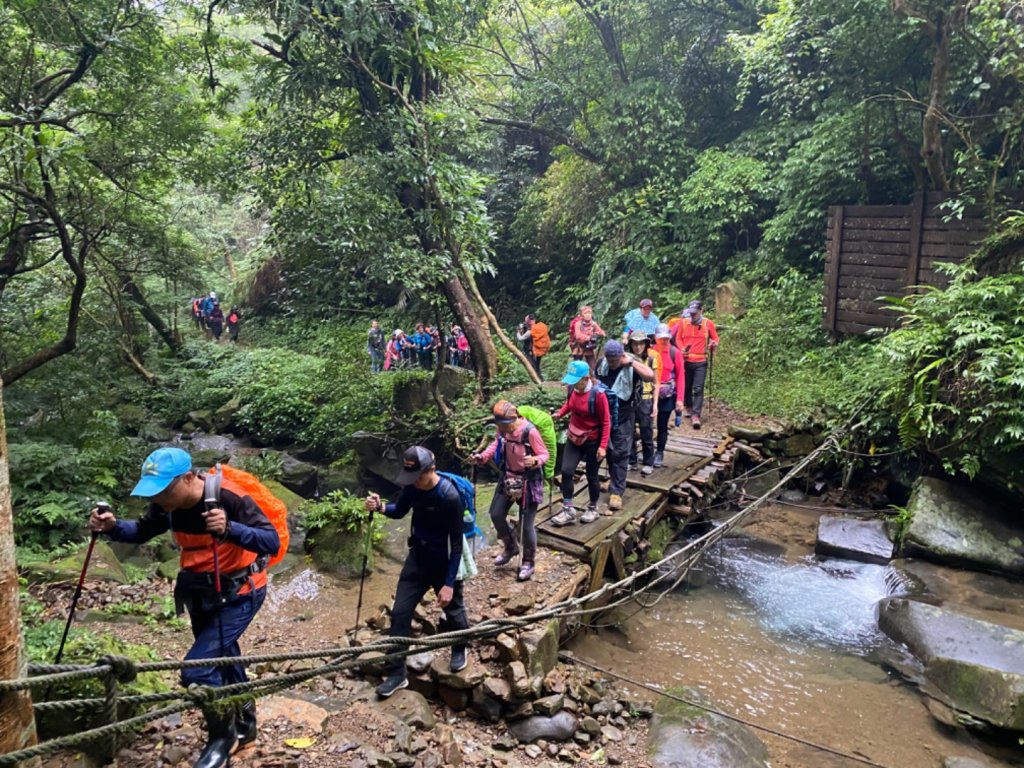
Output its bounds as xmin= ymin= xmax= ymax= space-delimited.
xmin=822 ymin=191 xmax=998 ymax=334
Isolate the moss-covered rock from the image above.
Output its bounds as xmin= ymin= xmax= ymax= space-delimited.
xmin=517 ymin=619 xmax=560 ymax=679
xmin=305 ymin=522 xmax=373 ymax=578
xmin=648 ymin=687 xmax=769 ymax=768
xmin=24 ymin=540 xmax=127 ymax=584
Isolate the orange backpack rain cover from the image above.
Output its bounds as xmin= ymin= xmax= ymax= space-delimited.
xmin=213 ymin=464 xmax=290 ymax=568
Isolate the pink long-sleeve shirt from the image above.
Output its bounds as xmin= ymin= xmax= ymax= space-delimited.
xmin=479 ymin=419 xmax=549 ymax=473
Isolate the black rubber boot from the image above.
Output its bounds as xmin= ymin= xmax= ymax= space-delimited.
xmin=193 ymin=709 xmax=236 ymax=768
xmin=236 ymin=701 xmax=257 ymax=748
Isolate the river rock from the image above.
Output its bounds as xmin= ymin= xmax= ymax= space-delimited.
xmin=533 ymin=694 xmax=564 ymax=716
xmin=942 ymin=758 xmax=994 ymax=768
xmin=494 ymin=633 xmax=519 ymax=663
xmin=469 ymin=685 xmax=502 ymax=723
xmin=278 ymin=452 xmax=319 ymax=496
xmin=507 ymin=711 xmax=578 ymax=744
xmin=24 ymin=540 xmax=127 ymax=584
xmin=375 ymin=689 xmax=436 ymax=730
xmin=483 ymin=676 xmax=511 ymax=702
xmin=902 ymin=477 xmax=1024 ymax=577
xmin=728 ymin=423 xmax=777 ymax=443
xmin=353 ymin=431 xmax=403 ymax=486
xmin=714 ymin=280 xmax=748 ymax=318
xmin=438 ymin=685 xmax=470 ymax=711
xmin=393 ymin=378 xmax=432 ymax=416
xmin=213 ymin=395 xmax=242 ymax=431
xmin=815 ymin=516 xmax=894 ymax=565
xmin=508 ymin=661 xmax=532 ymax=698
xmin=877 ymin=598 xmax=1024 ymax=730
xmin=435 ymin=365 xmax=475 ymax=402
xmin=138 ymin=422 xmax=174 ymax=443
xmin=518 ymin=619 xmax=560 ymax=678
xmin=431 ymin=656 xmax=484 ymax=689
xmin=647 ymin=687 xmax=769 ymax=768
xmin=186 ymin=409 xmax=215 ymax=433
xmin=306 ymin=518 xmax=374 ymax=578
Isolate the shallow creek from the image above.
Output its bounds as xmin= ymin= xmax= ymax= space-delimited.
xmin=570 ymin=531 xmax=1022 ymax=767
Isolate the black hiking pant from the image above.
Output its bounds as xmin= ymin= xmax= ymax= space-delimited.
xmin=630 ymin=398 xmax=655 ymax=467
xmin=684 ymin=361 xmax=708 ymax=416
xmin=606 ymin=405 xmax=635 ymax=495
xmin=656 ymin=394 xmax=675 ymax=453
xmin=560 ymin=439 xmax=601 ymax=507
xmin=385 ymin=544 xmax=468 ymax=677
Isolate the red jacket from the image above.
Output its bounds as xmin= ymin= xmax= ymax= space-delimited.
xmin=556 ymin=386 xmax=611 ymax=450
xmin=673 ymin=318 xmax=719 ymax=363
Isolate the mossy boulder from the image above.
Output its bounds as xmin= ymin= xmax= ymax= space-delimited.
xmin=305 ymin=522 xmax=373 ymax=578
xmin=902 ymin=476 xmax=1024 ymax=577
xmin=877 ymin=598 xmax=1024 ymax=731
xmin=264 ymin=479 xmax=305 ymax=555
xmin=436 ymin=365 xmax=475 ymax=402
xmin=24 ymin=540 xmax=127 ymax=585
xmin=278 ymin=452 xmax=319 ymax=496
xmin=517 ymin=619 xmax=560 ymax=679
xmin=393 ymin=377 xmax=432 ymax=416
xmin=648 ymin=687 xmax=769 ymax=768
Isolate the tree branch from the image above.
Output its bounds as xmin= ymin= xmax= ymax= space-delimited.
xmin=480 ymin=116 xmax=602 ymax=163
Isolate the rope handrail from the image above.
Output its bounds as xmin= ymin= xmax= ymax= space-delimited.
xmin=1 ymin=423 xmax=850 ymax=765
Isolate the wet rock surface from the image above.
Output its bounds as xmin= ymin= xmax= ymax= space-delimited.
xmin=902 ymin=477 xmax=1024 ymax=577
xmin=647 ymin=687 xmax=769 ymax=768
xmin=877 ymin=598 xmax=1024 ymax=730
xmin=815 ymin=515 xmax=894 ymax=565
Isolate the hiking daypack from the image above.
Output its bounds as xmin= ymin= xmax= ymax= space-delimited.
xmin=437 ymin=471 xmax=482 ymax=541
xmin=516 ymin=406 xmax=557 ymax=483
xmin=205 ymin=464 xmax=290 ymax=568
xmin=565 ymin=383 xmax=619 ymax=431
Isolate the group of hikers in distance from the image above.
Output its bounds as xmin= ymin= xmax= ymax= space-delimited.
xmin=190 ymin=291 xmax=241 ymax=343
xmin=367 ymin=319 xmax=473 ymax=373
xmin=81 ymin=296 xmax=718 ymax=766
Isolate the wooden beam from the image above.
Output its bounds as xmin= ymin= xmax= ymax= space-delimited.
xmin=588 ymin=540 xmax=612 ymax=594
xmin=906 ymin=191 xmax=926 ymax=291
xmin=825 ymin=205 xmax=845 ymax=331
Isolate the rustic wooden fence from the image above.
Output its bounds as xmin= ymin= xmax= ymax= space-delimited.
xmin=823 ymin=191 xmax=995 ymax=334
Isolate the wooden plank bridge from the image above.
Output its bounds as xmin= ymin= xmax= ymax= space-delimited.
xmin=534 ymin=432 xmax=755 ymax=594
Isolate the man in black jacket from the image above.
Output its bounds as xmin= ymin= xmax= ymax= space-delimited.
xmin=365 ymin=446 xmax=469 ymax=697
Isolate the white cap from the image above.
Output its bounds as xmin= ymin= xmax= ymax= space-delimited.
xmin=655 ymin=323 xmax=672 ymax=339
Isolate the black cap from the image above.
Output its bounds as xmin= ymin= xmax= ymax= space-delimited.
xmin=396 ymin=446 xmax=435 ymax=485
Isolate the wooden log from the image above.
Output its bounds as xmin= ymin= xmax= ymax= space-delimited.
xmin=839 ymin=263 xmax=907 ymax=280
xmin=825 ymin=206 xmax=844 ymax=331
xmin=588 ymin=541 xmax=612 ymax=595
xmin=841 ymin=228 xmax=911 ymax=243
xmin=921 ymin=228 xmax=985 ymax=245
xmin=666 ymin=503 xmax=693 ymax=516
xmin=735 ymin=443 xmax=764 ymax=461
xmin=841 ymin=216 xmax=910 ymax=230
xmin=548 ymin=565 xmax=591 ymax=606
xmin=840 ymin=240 xmax=911 ymax=256
xmin=680 ymin=482 xmax=703 ymax=498
xmin=838 ymin=204 xmax=913 ymax=217
xmin=611 ymin=536 xmax=627 ymax=580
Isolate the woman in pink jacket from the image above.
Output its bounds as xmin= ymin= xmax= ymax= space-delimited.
xmin=471 ymin=400 xmax=548 ymax=581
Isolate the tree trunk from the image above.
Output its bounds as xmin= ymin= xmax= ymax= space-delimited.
xmin=463 ymin=270 xmax=542 ymax=387
xmin=116 ymin=268 xmax=182 ymax=354
xmin=922 ymin=12 xmax=951 ymax=192
xmin=0 ymin=377 xmax=38 ymax=759
xmin=439 ymin=275 xmax=498 ymax=387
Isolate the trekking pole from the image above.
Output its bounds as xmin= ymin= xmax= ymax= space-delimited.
xmin=471 ymin=463 xmax=479 ymax=557
xmin=54 ymin=528 xmax=100 ymax=664
xmin=355 ymin=504 xmax=375 ymax=629
xmin=205 ymin=469 xmax=226 ymax=657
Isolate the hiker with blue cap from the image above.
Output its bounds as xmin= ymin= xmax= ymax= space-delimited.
xmin=551 ymin=359 xmax=612 ymax=525
xmin=596 ymin=338 xmax=655 ymax=512
xmin=89 ymin=447 xmax=279 ymax=768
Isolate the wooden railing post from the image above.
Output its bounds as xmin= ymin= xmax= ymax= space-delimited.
xmin=905 ymin=191 xmax=926 ymax=291
xmin=824 ymin=205 xmax=845 ymax=331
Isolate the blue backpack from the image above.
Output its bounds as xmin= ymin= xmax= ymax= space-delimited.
xmin=437 ymin=472 xmax=482 ymax=541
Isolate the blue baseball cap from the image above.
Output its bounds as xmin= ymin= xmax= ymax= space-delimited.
xmin=131 ymin=447 xmax=192 ymax=497
xmin=561 ymin=359 xmax=591 ymax=386
xmin=604 ymin=340 xmax=624 ymax=357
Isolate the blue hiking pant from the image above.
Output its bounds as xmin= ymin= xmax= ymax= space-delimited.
xmin=181 ymin=587 xmax=266 ymax=689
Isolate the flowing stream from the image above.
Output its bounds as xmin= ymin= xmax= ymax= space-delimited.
xmin=570 ymin=535 xmax=1019 ymax=767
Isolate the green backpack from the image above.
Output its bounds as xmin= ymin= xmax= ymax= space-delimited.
xmin=517 ymin=405 xmax=558 ymax=483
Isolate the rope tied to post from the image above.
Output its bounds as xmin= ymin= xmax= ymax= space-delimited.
xmin=98 ymin=655 xmax=137 ymax=685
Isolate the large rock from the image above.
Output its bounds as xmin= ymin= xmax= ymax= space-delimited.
xmin=714 ymin=280 xmax=748 ymax=319
xmin=902 ymin=477 xmax=1024 ymax=577
xmin=213 ymin=395 xmax=242 ymax=432
xmin=815 ymin=516 xmax=894 ymax=565
xmin=393 ymin=378 xmax=432 ymax=416
xmin=648 ymin=688 xmax=769 ymax=768
xmin=305 ymin=519 xmax=374 ymax=578
xmin=186 ymin=409 xmax=216 ymax=433
xmin=374 ymin=689 xmax=436 ymax=730
xmin=435 ymin=365 xmax=475 ymax=402
xmin=24 ymin=540 xmax=127 ymax=585
xmin=264 ymin=479 xmax=306 ymax=554
xmin=278 ymin=453 xmax=319 ymax=497
xmin=507 ymin=711 xmax=578 ymax=744
xmin=353 ymin=431 xmax=402 ymax=486
xmin=517 ymin=619 xmax=560 ymax=678
xmin=877 ymin=598 xmax=1024 ymax=730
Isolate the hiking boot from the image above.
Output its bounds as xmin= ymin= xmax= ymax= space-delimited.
xmin=493 ymin=536 xmax=519 ymax=567
xmin=580 ymin=504 xmax=599 ymax=524
xmin=236 ymin=701 xmax=257 ymax=749
xmin=653 ymin=452 xmax=664 ymax=468
xmin=193 ymin=710 xmax=236 ymax=768
xmin=376 ymin=671 xmax=409 ymax=698
xmin=517 ymin=548 xmax=535 ymax=582
xmin=551 ymin=505 xmax=576 ymax=527
xmin=608 ymin=494 xmax=623 ymax=511
xmin=641 ymin=465 xmax=654 ymax=476
xmin=691 ymin=415 xmax=702 ymax=430
xmin=450 ymin=646 xmax=468 ymax=673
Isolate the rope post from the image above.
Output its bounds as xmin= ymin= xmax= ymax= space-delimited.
xmin=101 ymin=671 xmax=120 ymax=761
